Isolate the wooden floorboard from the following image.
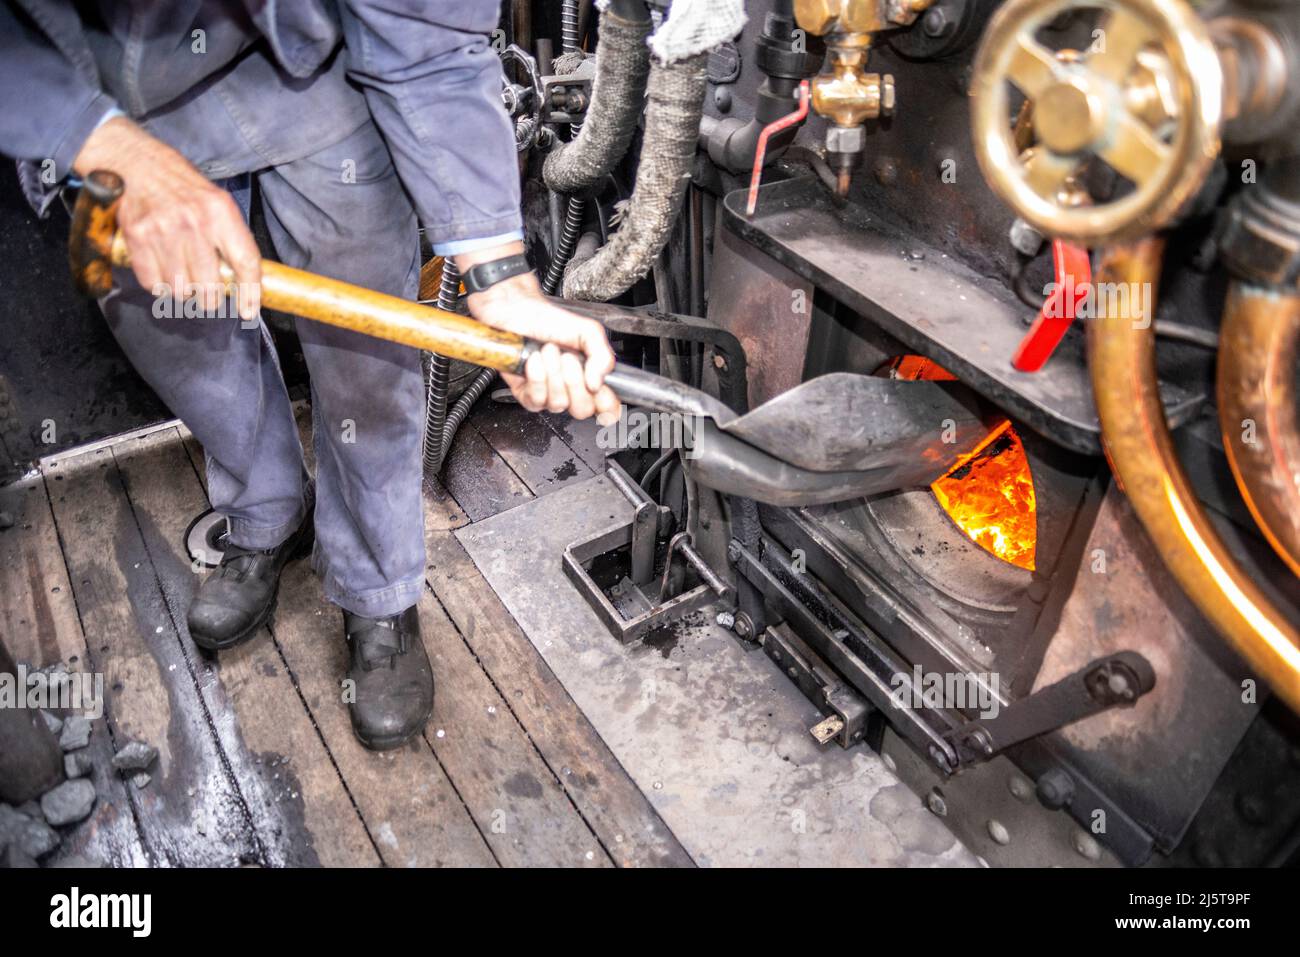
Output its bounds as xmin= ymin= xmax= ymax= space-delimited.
xmin=540 ymin=411 xmax=608 ymax=474
xmin=0 ymin=394 xmax=685 ymax=868
xmin=44 ymin=446 xmax=259 ymax=865
xmin=470 ymin=402 xmax=595 ymax=498
xmin=113 ymin=429 xmax=379 ymax=867
xmin=0 ymin=473 xmax=148 ymax=867
xmin=424 ymin=409 xmax=693 ymax=867
xmin=269 ymin=562 xmax=498 ymax=867
xmin=441 ymin=417 xmax=532 ymax=522
xmin=424 ymin=522 xmax=694 ymax=867
xmin=290 ymin=403 xmax=605 ymax=866
xmin=416 ymin=580 xmax=611 ymax=867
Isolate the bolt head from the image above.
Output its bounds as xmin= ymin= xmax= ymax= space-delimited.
xmin=922 ymin=7 xmax=953 ymax=37
xmin=826 ymin=124 xmax=866 ymax=155
xmin=1008 ymin=775 xmax=1034 ymax=803
xmin=1009 ymin=217 xmax=1045 ymax=257
xmin=925 ymin=789 xmax=948 ymax=817
xmin=1073 ymin=831 xmax=1102 ymax=861
xmin=1036 ymin=768 xmax=1075 ymax=810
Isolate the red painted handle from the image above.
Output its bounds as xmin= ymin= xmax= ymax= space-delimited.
xmin=746 ymin=80 xmax=810 ymax=218
xmin=1011 ymin=239 xmax=1092 ymax=373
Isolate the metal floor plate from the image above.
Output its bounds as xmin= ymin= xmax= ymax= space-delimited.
xmin=456 ymin=474 xmax=979 ymax=867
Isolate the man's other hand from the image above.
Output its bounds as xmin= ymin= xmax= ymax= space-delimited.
xmin=459 ymin=244 xmax=620 ymax=424
xmin=73 ymin=116 xmax=261 ymax=321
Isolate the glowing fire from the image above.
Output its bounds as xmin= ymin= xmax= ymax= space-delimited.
xmin=885 ymin=356 xmax=1037 ymax=571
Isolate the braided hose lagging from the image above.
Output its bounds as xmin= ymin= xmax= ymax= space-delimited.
xmin=562 ymin=53 xmax=710 ymax=301
xmin=542 ymin=9 xmax=652 ymax=195
xmin=422 ymin=261 xmax=462 ymax=474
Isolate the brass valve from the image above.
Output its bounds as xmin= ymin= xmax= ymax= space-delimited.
xmin=813 ymin=37 xmax=895 ymax=129
xmin=969 ymin=0 xmax=1225 ymax=246
xmin=794 ymin=0 xmax=924 ymax=193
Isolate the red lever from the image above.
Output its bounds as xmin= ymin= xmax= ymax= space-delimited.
xmin=746 ymin=80 xmax=811 ymax=218
xmin=1011 ymin=239 xmax=1092 ymax=372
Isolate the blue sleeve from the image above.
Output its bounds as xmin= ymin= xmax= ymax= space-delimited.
xmin=0 ymin=2 xmax=120 ymax=179
xmin=338 ymin=1 xmax=524 ymax=251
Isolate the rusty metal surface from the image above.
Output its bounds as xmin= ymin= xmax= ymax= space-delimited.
xmin=1029 ymin=487 xmax=1261 ymax=853
xmin=706 ymin=223 xmax=814 ymax=409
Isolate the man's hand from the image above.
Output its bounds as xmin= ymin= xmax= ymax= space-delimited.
xmin=73 ymin=116 xmax=261 ymax=320
xmin=459 ymin=243 xmax=620 ymax=424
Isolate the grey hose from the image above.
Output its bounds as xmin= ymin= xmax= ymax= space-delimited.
xmin=562 ymin=52 xmax=709 ymax=302
xmin=542 ymin=9 xmax=652 ymax=195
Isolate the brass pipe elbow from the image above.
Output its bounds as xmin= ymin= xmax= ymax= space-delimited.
xmin=1217 ymin=283 xmax=1300 ymax=580
xmin=1088 ymin=238 xmax=1300 ymax=714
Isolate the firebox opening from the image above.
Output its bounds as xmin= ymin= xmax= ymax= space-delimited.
xmin=881 ymin=356 xmax=1037 ymax=571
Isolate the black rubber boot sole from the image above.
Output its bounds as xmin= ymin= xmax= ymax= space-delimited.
xmin=190 ymin=520 xmax=315 ymax=653
xmin=353 ymin=727 xmax=417 ymax=752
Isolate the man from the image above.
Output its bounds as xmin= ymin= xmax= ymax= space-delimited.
xmin=1 ymin=1 xmax=620 ymax=750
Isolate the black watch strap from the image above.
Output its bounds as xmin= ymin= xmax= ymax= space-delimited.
xmin=461 ymin=253 xmax=533 ymax=294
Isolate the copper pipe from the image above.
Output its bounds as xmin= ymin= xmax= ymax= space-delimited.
xmin=1218 ymin=283 xmax=1300 ymax=578
xmin=1088 ymin=238 xmax=1300 ymax=714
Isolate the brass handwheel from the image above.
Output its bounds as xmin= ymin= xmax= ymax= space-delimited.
xmin=971 ymin=0 xmax=1224 ymax=245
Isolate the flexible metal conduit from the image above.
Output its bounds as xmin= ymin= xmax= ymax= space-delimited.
xmin=541 ymin=0 xmax=587 ymax=296
xmin=1088 ymin=237 xmax=1300 ymax=714
xmin=421 ymin=260 xmax=461 ymax=473
xmin=422 ymin=261 xmax=497 ymax=474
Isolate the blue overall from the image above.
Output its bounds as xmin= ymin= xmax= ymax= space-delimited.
xmin=2 ymin=1 xmax=524 ymax=617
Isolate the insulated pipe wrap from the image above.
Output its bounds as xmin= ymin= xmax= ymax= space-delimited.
xmin=562 ymin=52 xmax=710 ymax=302
xmin=542 ymin=11 xmax=654 ymax=195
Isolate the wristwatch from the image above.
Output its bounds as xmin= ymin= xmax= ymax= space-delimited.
xmin=461 ymin=253 xmax=533 ymax=294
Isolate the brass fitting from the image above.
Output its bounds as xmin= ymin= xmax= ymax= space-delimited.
xmin=794 ymin=0 xmax=933 ymax=35
xmin=794 ymin=0 xmax=916 ymax=194
xmin=812 ymin=39 xmax=895 ymax=128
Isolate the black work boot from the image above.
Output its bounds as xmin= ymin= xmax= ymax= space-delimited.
xmin=186 ymin=513 xmax=314 ymax=651
xmin=343 ymin=605 xmax=434 ymax=751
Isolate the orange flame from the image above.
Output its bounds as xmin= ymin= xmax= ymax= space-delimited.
xmin=886 ymin=356 xmax=1037 ymax=571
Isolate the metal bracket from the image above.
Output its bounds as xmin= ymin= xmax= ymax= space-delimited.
xmin=562 ymin=462 xmax=734 ymax=643
xmin=945 ymin=651 xmax=1157 ymax=765
xmin=731 ymin=535 xmax=1158 ymax=771
xmin=562 ymin=301 xmax=750 ymax=413
xmin=762 ymin=622 xmax=871 ymax=748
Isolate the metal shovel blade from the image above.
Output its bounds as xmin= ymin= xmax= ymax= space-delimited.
xmin=605 ymin=366 xmax=987 ymax=472
xmin=603 ymin=366 xmax=992 ymax=506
